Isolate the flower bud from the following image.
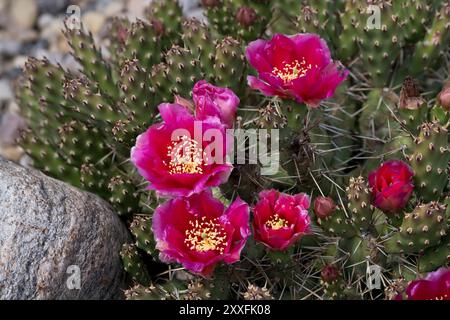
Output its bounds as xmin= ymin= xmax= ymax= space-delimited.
xmin=201 ymin=0 xmax=219 ymax=7
xmin=174 ymin=95 xmax=194 ymax=112
xmin=438 ymin=86 xmax=450 ymax=110
xmin=150 ymin=19 xmax=165 ymax=37
xmin=321 ymin=265 xmax=340 ymax=282
xmin=368 ymin=160 xmax=414 ymax=214
xmin=236 ymin=6 xmax=257 ymax=27
xmin=313 ymin=196 xmax=336 ymax=219
xmin=193 ymin=80 xmax=239 ymax=128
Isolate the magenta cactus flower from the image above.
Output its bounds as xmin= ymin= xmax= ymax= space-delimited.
xmin=401 ymin=268 xmax=450 ymax=300
xmin=131 ymin=102 xmax=232 ymax=197
xmin=252 ymin=189 xmax=310 ymax=251
xmin=245 ymin=33 xmax=348 ymax=107
xmin=152 ymin=190 xmax=250 ymax=276
xmin=193 ymin=80 xmax=240 ymax=128
xmin=368 ymin=160 xmax=414 ymax=214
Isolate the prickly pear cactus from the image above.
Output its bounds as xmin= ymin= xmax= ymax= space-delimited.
xmin=406 ymin=122 xmax=450 ymax=202
xmin=15 ymin=0 xmax=450 ymax=300
xmin=385 ymin=202 xmax=448 ymax=254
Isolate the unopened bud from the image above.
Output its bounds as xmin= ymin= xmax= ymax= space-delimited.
xmin=150 ymin=19 xmax=165 ymax=37
xmin=438 ymin=86 xmax=450 ymax=110
xmin=236 ymin=6 xmax=257 ymax=27
xmin=201 ymin=0 xmax=219 ymax=8
xmin=321 ymin=265 xmax=340 ymax=282
xmin=314 ymin=196 xmax=336 ymax=219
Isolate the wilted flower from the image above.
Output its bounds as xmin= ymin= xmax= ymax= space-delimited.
xmin=131 ymin=103 xmax=232 ymax=197
xmin=245 ymin=33 xmax=348 ymax=107
xmin=252 ymin=189 xmax=310 ymax=251
xmin=152 ymin=191 xmax=250 ymax=276
xmin=399 ymin=76 xmax=425 ymax=110
xmin=402 ymin=268 xmax=450 ymax=300
xmin=193 ymin=80 xmax=239 ymax=128
xmin=368 ymin=160 xmax=414 ymax=214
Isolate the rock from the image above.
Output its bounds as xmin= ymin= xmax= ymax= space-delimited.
xmin=0 ymin=0 xmax=7 ymax=11
xmin=36 ymin=0 xmax=70 ymax=15
xmin=16 ymin=29 xmax=39 ymax=42
xmin=60 ymin=54 xmax=80 ymax=73
xmin=0 ymin=145 xmax=23 ymax=162
xmin=0 ymin=158 xmax=131 ymax=299
xmin=39 ymin=18 xmax=67 ymax=52
xmin=30 ymin=49 xmax=79 ymax=73
xmin=37 ymin=13 xmax=54 ymax=30
xmin=82 ymin=11 xmax=106 ymax=35
xmin=0 ymin=112 xmax=26 ymax=145
xmin=0 ymin=80 xmax=13 ymax=102
xmin=180 ymin=0 xmax=205 ymax=20
xmin=185 ymin=7 xmax=205 ymax=20
xmin=126 ymin=0 xmax=152 ymax=21
xmin=12 ymin=55 xmax=28 ymax=69
xmin=10 ymin=0 xmax=38 ymax=30
xmin=0 ymin=0 xmax=8 ymax=29
xmin=56 ymin=36 xmax=71 ymax=54
xmin=19 ymin=153 xmax=33 ymax=168
xmin=104 ymin=1 xmax=124 ymax=17
xmin=0 ymin=39 xmax=21 ymax=58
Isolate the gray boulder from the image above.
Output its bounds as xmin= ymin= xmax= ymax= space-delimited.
xmin=0 ymin=157 xmax=130 ymax=299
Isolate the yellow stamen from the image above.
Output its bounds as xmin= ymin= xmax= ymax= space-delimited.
xmin=272 ymin=58 xmax=316 ymax=83
xmin=265 ymin=214 xmax=289 ymax=230
xmin=164 ymin=135 xmax=206 ymax=174
xmin=185 ymin=216 xmax=227 ymax=253
xmin=431 ymin=294 xmax=448 ymax=300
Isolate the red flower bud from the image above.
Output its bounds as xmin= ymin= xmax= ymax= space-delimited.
xmin=321 ymin=265 xmax=340 ymax=282
xmin=201 ymin=0 xmax=219 ymax=7
xmin=236 ymin=6 xmax=257 ymax=27
xmin=313 ymin=196 xmax=336 ymax=219
xmin=193 ymin=80 xmax=239 ymax=129
xmin=368 ymin=160 xmax=414 ymax=214
xmin=150 ymin=19 xmax=165 ymax=37
xmin=438 ymin=86 xmax=450 ymax=110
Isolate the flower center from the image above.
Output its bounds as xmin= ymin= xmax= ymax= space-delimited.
xmin=185 ymin=216 xmax=227 ymax=253
xmin=165 ymin=135 xmax=206 ymax=174
xmin=272 ymin=59 xmax=315 ymax=83
xmin=265 ymin=214 xmax=289 ymax=230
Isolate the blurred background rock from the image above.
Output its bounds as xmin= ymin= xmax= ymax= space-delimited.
xmin=0 ymin=0 xmax=202 ymax=165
